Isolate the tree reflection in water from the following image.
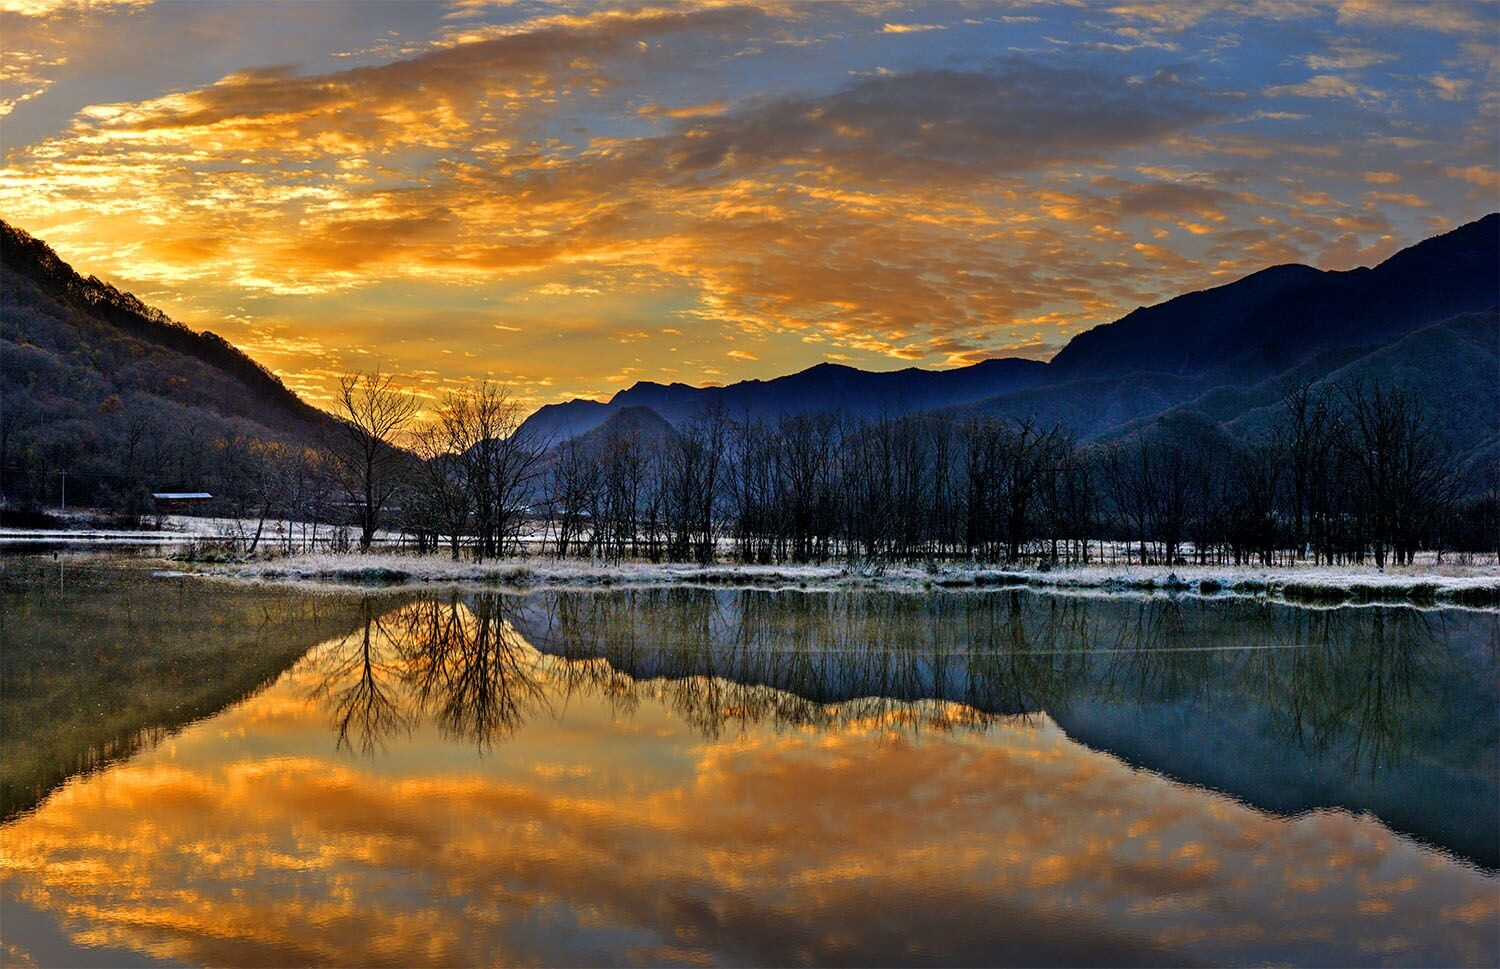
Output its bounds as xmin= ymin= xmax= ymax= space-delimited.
xmin=309 ymin=599 xmax=410 ymax=754
xmin=308 ymin=589 xmax=1466 ymax=764
xmin=303 ymin=587 xmax=1495 ymax=864
xmin=394 ymin=595 xmax=552 ymax=746
xmin=1250 ymin=606 xmax=1439 ymax=773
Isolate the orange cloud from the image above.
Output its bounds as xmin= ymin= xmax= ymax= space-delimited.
xmin=1 ymin=0 xmax=1490 ymax=409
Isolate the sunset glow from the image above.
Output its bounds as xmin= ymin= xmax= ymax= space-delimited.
xmin=3 ymin=0 xmax=1496 ymax=408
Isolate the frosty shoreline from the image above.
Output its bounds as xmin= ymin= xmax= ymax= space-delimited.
xmin=194 ymin=553 xmax=1500 ymax=608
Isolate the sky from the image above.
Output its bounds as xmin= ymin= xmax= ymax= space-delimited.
xmin=2 ymin=0 xmax=1496 ymax=411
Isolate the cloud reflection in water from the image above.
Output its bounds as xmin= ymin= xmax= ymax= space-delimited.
xmin=2 ymin=590 xmax=1495 ymax=968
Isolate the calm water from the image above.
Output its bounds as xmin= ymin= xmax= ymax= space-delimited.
xmin=1 ymin=556 xmax=1496 ymax=968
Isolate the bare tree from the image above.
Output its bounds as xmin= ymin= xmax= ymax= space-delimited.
xmin=726 ymin=413 xmax=778 ymax=563
xmin=961 ymin=416 xmax=1006 ymax=562
xmin=776 ymin=412 xmax=840 ymax=562
xmin=1102 ymin=439 xmax=1153 ymax=565
xmin=1147 ymin=441 xmax=1195 ymax=567
xmin=1276 ymin=380 xmax=1333 ymax=560
xmin=332 ymin=368 xmax=419 ymax=550
xmin=406 ymin=383 xmax=547 ymax=561
xmin=548 ymin=437 xmax=602 ymax=558
xmin=662 ymin=404 xmax=728 ymax=563
xmin=1336 ymin=381 xmax=1459 ymax=567
xmin=597 ymin=421 xmax=647 ymax=561
xmin=1004 ymin=418 xmax=1070 ymax=562
xmin=451 ymin=383 xmax=546 ymax=560
xmin=412 ymin=394 xmax=476 ymax=559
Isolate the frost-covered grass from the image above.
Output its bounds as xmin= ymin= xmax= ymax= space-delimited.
xmin=193 ymin=552 xmax=1500 ymax=608
xmin=200 ymin=554 xmax=862 ymax=591
xmin=994 ymin=562 xmax=1500 ymax=607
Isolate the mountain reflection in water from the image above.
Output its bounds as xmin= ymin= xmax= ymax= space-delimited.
xmin=313 ymin=589 xmax=1498 ymax=867
xmin=1 ymin=579 xmax=1496 ymax=968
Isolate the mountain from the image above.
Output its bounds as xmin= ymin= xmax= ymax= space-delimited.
xmin=1 ymin=219 xmax=338 ymax=510
xmin=2 ymin=221 xmax=330 ymax=435
xmin=965 ymin=372 xmax=1205 ymax=439
xmin=1229 ymin=308 xmax=1500 ymax=478
xmin=518 ymin=398 xmax=614 ymax=445
xmin=569 ymin=405 xmax=677 ymax=454
xmin=523 ymin=214 xmax=1497 ymax=448
xmin=945 ymin=214 xmax=1498 ymax=453
xmin=1048 ymin=213 xmax=1499 ymax=383
xmin=522 ymin=357 xmax=1047 ymax=443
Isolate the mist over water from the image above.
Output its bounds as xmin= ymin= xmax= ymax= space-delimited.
xmin=2 ymin=558 xmax=1496 ymax=967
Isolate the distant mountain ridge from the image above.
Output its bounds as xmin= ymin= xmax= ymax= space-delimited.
xmin=522 ymin=356 xmax=1047 ymax=443
xmin=1048 ymin=213 xmax=1499 ymax=382
xmin=521 ymin=213 xmax=1499 ymax=446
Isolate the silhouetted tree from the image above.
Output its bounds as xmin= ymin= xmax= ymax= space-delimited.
xmin=331 ymin=368 xmax=419 ymax=550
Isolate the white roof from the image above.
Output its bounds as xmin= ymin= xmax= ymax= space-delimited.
xmin=151 ymin=492 xmax=213 ymax=500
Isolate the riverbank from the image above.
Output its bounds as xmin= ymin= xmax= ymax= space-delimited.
xmin=188 ymin=552 xmax=1500 ymax=608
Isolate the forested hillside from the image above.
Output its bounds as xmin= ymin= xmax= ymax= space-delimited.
xmin=1223 ymin=310 xmax=1500 ymax=475
xmin=969 ymin=307 xmax=1499 ymax=489
xmin=0 ymin=219 xmax=338 ymax=513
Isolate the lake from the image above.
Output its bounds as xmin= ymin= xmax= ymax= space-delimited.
xmin=2 ymin=555 xmax=1496 ymax=967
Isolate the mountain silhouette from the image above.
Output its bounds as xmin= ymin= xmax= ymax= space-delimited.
xmin=520 ymin=213 xmax=1498 ymax=447
xmin=1047 ymin=213 xmax=1498 ymax=382
xmin=521 ymin=357 xmax=1046 ymax=444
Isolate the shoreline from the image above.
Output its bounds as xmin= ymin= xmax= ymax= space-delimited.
xmin=184 ymin=553 xmax=1500 ymax=609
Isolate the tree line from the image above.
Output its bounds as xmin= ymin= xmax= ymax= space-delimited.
xmin=5 ymin=365 xmax=1494 ymax=565
xmin=343 ymin=371 xmax=1493 ymax=567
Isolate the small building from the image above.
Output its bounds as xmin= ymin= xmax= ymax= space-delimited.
xmin=151 ymin=492 xmax=213 ymax=514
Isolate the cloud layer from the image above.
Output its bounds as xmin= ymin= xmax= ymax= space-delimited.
xmin=1 ymin=0 xmax=1495 ymax=406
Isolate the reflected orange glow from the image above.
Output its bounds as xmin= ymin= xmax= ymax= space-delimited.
xmin=2 ymin=607 xmax=1495 ymax=968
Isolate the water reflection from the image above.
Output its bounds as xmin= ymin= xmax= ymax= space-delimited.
xmin=309 ymin=592 xmax=1013 ymax=757
xmin=316 ymin=597 xmax=556 ymax=753
xmin=1 ymin=576 xmax=1496 ymax=967
xmin=0 ymin=557 xmax=369 ymax=819
xmin=520 ymin=589 xmax=1467 ymax=767
xmin=298 ymin=589 xmax=1496 ymax=867
xmin=321 ymin=589 xmax=1457 ymax=751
